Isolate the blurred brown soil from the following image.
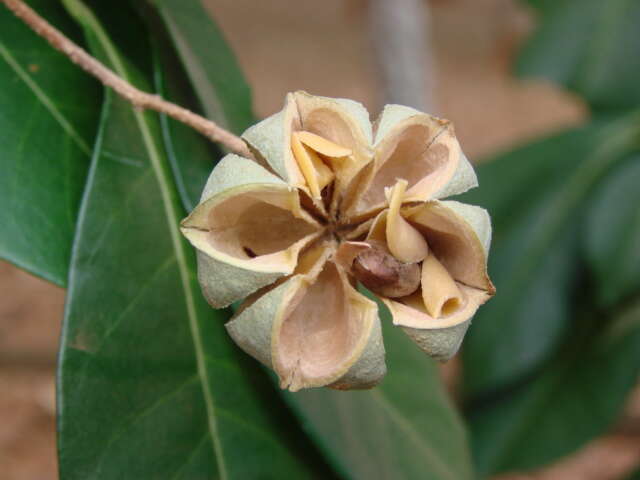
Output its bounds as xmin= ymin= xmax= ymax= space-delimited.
xmin=205 ymin=0 xmax=585 ymax=159
xmin=0 ymin=262 xmax=62 ymax=479
xmin=1 ymin=0 xmax=636 ymax=479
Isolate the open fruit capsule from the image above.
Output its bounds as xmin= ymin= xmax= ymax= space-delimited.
xmin=181 ymin=91 xmax=495 ymax=391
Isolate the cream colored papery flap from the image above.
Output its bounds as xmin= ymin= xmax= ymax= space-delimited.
xmin=364 ymin=205 xmax=428 ymax=264
xmin=181 ymin=182 xmax=321 ymax=269
xmin=293 ymin=91 xmax=374 ymax=201
xmin=406 ymin=200 xmax=494 ymax=293
xmin=190 ymin=216 xmax=321 ymax=309
xmin=181 ymin=165 xmax=322 ymax=307
xmin=344 ymin=110 xmax=462 ymax=220
xmin=373 ymin=105 xmax=478 ymax=200
xmin=383 ymin=285 xmax=488 ymax=361
xmin=384 ymin=283 xmax=489 ymax=330
xmin=227 ymin=246 xmax=386 ymax=391
xmin=273 ymin=260 xmax=384 ymax=391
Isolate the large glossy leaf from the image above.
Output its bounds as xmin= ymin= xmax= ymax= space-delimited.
xmin=283 ymin=295 xmax=473 ymax=480
xmin=0 ymin=0 xmax=100 ymax=286
xmin=57 ymin=1 xmax=329 ymax=478
xmin=152 ymin=0 xmax=254 ymax=135
xmin=585 ymin=156 xmax=640 ymax=307
xmin=462 ymin=116 xmax=640 ymax=398
xmin=517 ymin=0 xmax=640 ymax=110
xmin=469 ymin=297 xmax=640 ymax=476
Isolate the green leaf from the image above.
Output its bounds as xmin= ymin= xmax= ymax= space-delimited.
xmin=462 ymin=117 xmax=640 ymax=398
xmin=0 ymin=0 xmax=101 ymax=286
xmin=469 ymin=298 xmax=640 ymax=476
xmin=626 ymin=469 xmax=640 ymax=480
xmin=522 ymin=0 xmax=555 ymax=12
xmin=152 ymin=0 xmax=254 ymax=134
xmin=150 ymin=18 xmax=221 ymax=211
xmin=57 ymin=2 xmax=329 ymax=478
xmin=461 ymin=121 xmax=608 ymax=232
xmin=585 ymin=156 xmax=640 ymax=307
xmin=516 ymin=0 xmax=640 ymax=110
xmin=283 ymin=296 xmax=473 ymax=480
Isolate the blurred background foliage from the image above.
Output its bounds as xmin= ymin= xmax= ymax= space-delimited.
xmin=461 ymin=0 xmax=640 ymax=476
xmin=0 ymin=0 xmax=639 ymax=479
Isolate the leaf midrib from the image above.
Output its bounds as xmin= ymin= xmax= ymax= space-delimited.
xmin=63 ymin=1 xmax=228 ymax=478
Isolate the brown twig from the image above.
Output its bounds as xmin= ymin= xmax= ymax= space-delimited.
xmin=1 ymin=0 xmax=252 ymax=158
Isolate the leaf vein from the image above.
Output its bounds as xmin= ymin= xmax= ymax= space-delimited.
xmin=0 ymin=40 xmax=91 ymax=155
xmin=72 ymin=6 xmax=230 ymax=478
xmin=93 ymin=374 xmax=200 ymax=476
xmin=370 ymin=390 xmax=458 ymax=480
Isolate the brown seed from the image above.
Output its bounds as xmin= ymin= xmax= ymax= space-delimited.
xmin=351 ymin=241 xmax=421 ymax=298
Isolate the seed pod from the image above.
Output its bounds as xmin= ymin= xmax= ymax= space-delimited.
xmin=180 ymin=91 xmax=495 ymax=390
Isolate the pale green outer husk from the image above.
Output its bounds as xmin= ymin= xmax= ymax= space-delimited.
xmin=440 ymin=200 xmax=492 ymax=256
xmin=241 ymin=93 xmax=305 ymax=187
xmin=402 ymin=321 xmax=471 ymax=362
xmin=181 ymin=154 xmax=321 ymax=308
xmin=382 ymin=286 xmax=490 ymax=360
xmin=198 ymin=153 xmax=288 ymax=201
xmin=226 ymin=262 xmax=387 ymax=391
xmin=225 ymin=280 xmax=289 ymax=368
xmin=329 ymin=315 xmax=385 ymax=390
xmin=197 ymin=251 xmax=284 ymax=310
xmin=434 ymin=153 xmax=478 ymax=199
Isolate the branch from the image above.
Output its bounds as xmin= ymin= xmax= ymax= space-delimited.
xmin=369 ymin=0 xmax=435 ymax=112
xmin=1 ymin=0 xmax=252 ymax=158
